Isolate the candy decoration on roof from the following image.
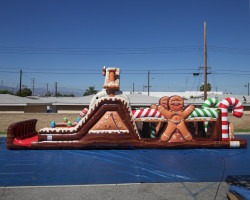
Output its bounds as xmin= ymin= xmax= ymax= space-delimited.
xmin=67 ymin=121 xmax=72 ymax=127
xmin=76 ymin=117 xmax=81 ymax=123
xmin=63 ymin=117 xmax=68 ymax=123
xmin=50 ymin=121 xmax=56 ymax=128
xmin=219 ymin=97 xmax=244 ymax=140
xmin=80 ymin=108 xmax=88 ymax=117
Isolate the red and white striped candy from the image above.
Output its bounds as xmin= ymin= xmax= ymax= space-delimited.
xmin=132 ymin=109 xmax=163 ymax=120
xmin=80 ymin=108 xmax=88 ymax=117
xmin=219 ymin=97 xmax=244 ymax=140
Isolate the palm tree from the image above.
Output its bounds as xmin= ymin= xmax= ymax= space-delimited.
xmin=200 ymin=83 xmax=212 ymax=91
xmin=83 ymin=86 xmax=98 ymax=96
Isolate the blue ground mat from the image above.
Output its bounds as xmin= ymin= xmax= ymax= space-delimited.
xmin=229 ymin=185 xmax=250 ymax=199
xmin=0 ymin=135 xmax=249 ymax=187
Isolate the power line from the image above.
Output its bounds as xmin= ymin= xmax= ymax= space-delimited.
xmin=208 ymin=46 xmax=250 ymax=55
xmin=1 ymin=69 xmax=250 ymax=76
xmin=0 ymin=45 xmax=250 ymax=55
xmin=0 ymin=45 xmax=202 ymax=55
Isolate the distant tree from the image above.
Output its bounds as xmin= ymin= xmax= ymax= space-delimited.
xmin=55 ymin=92 xmax=63 ymax=97
xmin=83 ymin=86 xmax=98 ymax=96
xmin=0 ymin=90 xmax=13 ymax=94
xmin=200 ymin=83 xmax=211 ymax=92
xmin=63 ymin=94 xmax=75 ymax=97
xmin=44 ymin=92 xmax=52 ymax=97
xmin=16 ymin=88 xmax=32 ymax=97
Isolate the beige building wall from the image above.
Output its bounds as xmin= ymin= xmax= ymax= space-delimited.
xmin=0 ymin=106 xmax=25 ymax=113
xmin=55 ymin=105 xmax=86 ymax=113
xmin=24 ymin=105 xmax=48 ymax=113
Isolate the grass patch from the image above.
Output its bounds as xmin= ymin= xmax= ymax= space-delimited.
xmin=235 ymin=129 xmax=250 ymax=132
xmin=0 ymin=131 xmax=6 ymax=135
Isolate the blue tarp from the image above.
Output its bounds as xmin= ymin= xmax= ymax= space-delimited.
xmin=0 ymin=135 xmax=249 ymax=187
xmin=229 ymin=185 xmax=250 ymax=199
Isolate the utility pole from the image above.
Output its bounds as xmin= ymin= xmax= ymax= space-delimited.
xmin=204 ymin=21 xmax=208 ymax=100
xmin=185 ymin=77 xmax=188 ymax=91
xmin=143 ymin=71 xmax=152 ymax=95
xmin=132 ymin=82 xmax=135 ymax=93
xmin=55 ymin=82 xmax=57 ymax=97
xmin=46 ymin=83 xmax=49 ymax=96
xmin=248 ymin=82 xmax=249 ymax=96
xmin=148 ymin=70 xmax=150 ymax=96
xmin=32 ymin=78 xmax=35 ymax=96
xmin=244 ymin=83 xmax=249 ymax=96
xmin=19 ymin=69 xmax=22 ymax=96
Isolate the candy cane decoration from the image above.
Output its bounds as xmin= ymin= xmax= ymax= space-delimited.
xmin=202 ymin=98 xmax=220 ymax=133
xmin=188 ymin=107 xmax=218 ymax=134
xmin=189 ymin=98 xmax=220 ymax=119
xmin=202 ymin=98 xmax=220 ymax=109
xmin=132 ymin=109 xmax=163 ymax=120
xmin=188 ymin=108 xmax=218 ymax=118
xmin=219 ymin=97 xmax=244 ymax=140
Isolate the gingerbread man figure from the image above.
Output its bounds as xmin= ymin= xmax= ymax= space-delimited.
xmin=151 ymin=96 xmax=168 ymax=135
xmin=157 ymin=95 xmax=195 ymax=142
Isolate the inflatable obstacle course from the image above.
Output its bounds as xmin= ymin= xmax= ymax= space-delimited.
xmin=7 ymin=67 xmax=247 ymax=149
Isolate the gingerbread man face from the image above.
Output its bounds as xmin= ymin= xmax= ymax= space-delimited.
xmin=159 ymin=96 xmax=169 ymax=109
xmin=168 ymin=95 xmax=184 ymax=111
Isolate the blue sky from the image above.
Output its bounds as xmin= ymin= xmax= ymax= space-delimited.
xmin=0 ymin=0 xmax=250 ymax=95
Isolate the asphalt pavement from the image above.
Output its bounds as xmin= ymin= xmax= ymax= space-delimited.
xmin=0 ymin=182 xmax=230 ymax=200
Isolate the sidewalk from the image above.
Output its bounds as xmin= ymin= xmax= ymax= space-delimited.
xmin=0 ymin=182 xmax=230 ymax=200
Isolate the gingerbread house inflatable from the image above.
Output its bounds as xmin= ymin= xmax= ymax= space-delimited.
xmin=7 ymin=67 xmax=247 ymax=149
